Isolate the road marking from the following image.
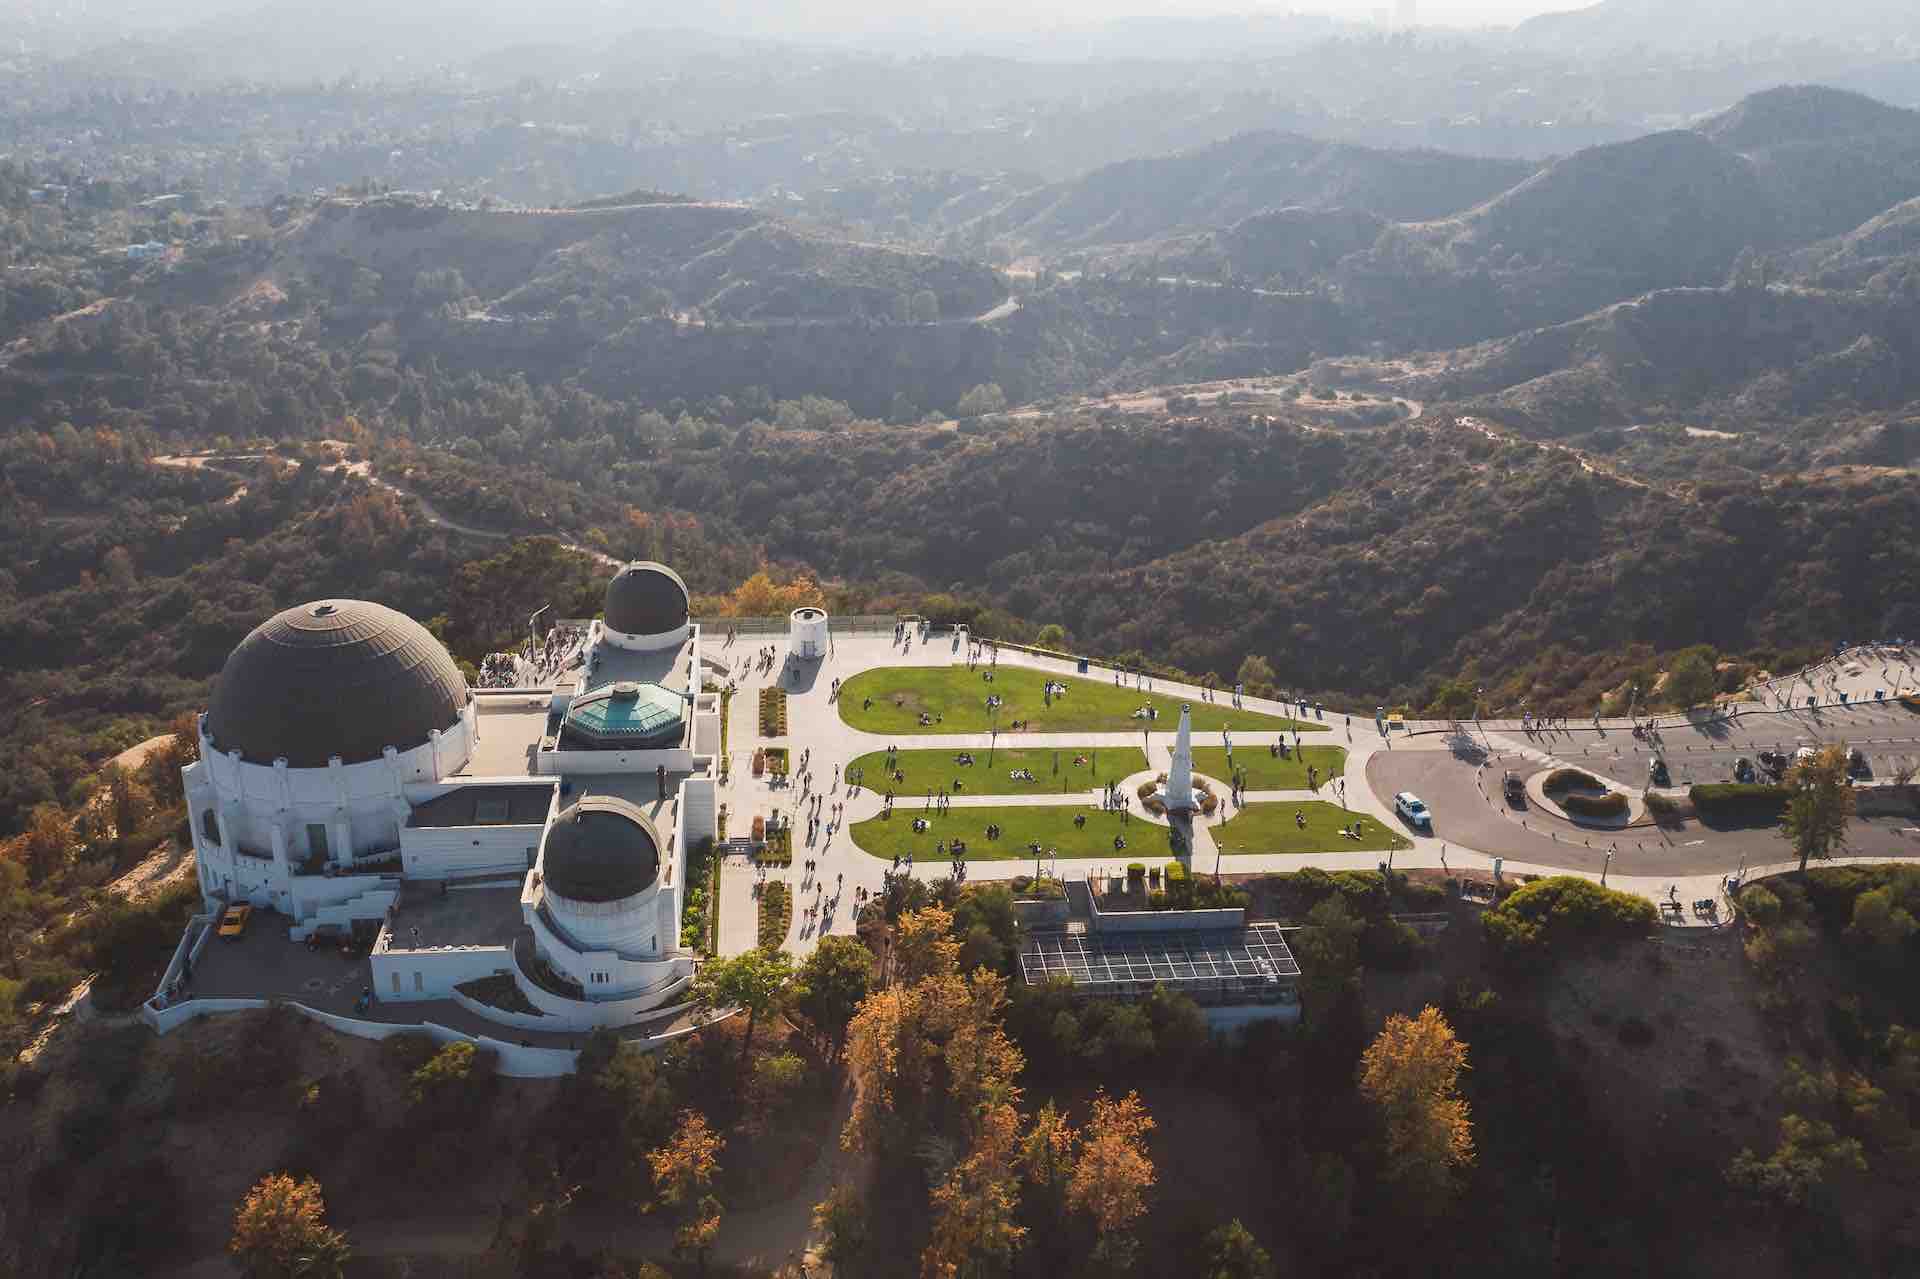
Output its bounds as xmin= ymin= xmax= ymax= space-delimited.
xmin=1683 ymin=839 xmax=1705 ymax=846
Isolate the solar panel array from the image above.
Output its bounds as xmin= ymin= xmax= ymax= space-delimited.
xmin=1020 ymin=922 xmax=1300 ymax=999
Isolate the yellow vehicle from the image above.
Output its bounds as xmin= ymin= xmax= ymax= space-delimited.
xmin=217 ymin=903 xmax=253 ymax=939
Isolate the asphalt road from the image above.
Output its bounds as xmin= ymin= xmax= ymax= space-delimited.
xmin=1491 ymin=702 xmax=1920 ymax=791
xmin=1367 ymin=742 xmax=1920 ymax=879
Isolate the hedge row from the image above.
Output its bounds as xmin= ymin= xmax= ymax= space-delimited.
xmin=1690 ymin=783 xmax=1789 ymax=820
xmin=1544 ymin=767 xmax=1605 ymax=793
xmin=1562 ymin=791 xmax=1629 ymax=818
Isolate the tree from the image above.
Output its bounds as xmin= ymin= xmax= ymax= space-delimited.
xmin=790 ymin=935 xmax=874 ymax=1061
xmin=813 ymin=1184 xmax=873 ymax=1276
xmin=955 ymin=383 xmax=1007 ymax=419
xmin=1033 ymin=623 xmax=1070 ymax=651
xmin=1293 ymin=895 xmax=1365 ymax=1021
xmin=1067 ymin=1090 xmax=1156 ymax=1267
xmin=18 ymin=804 xmax=71 ymax=883
xmin=911 ymin=289 xmax=941 ymax=324
xmin=1663 ymin=649 xmax=1718 ymax=709
xmin=1200 ymin=1220 xmax=1274 ymax=1279
xmin=229 ymin=1173 xmax=350 ymax=1279
xmin=691 ymin=948 xmax=792 ymax=1072
xmin=1848 ymin=883 xmax=1919 ymax=960
xmin=892 ymin=904 xmax=961 ymax=985
xmin=922 ymin=1100 xmax=1026 ymax=1278
xmin=649 ymin=1110 xmax=725 ymax=1271
xmin=1782 ymin=744 xmax=1855 ymax=874
xmin=1357 ymin=1006 xmax=1474 ymax=1215
xmin=1236 ymin=654 xmax=1277 ymax=697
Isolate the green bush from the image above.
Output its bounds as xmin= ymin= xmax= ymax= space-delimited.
xmin=1690 ymin=783 xmax=1789 ymax=821
xmin=1544 ymin=767 xmax=1605 ymax=792
xmin=1738 ymin=883 xmax=1784 ymax=927
xmin=1484 ymin=876 xmax=1658 ymax=962
xmin=1562 ymin=791 xmax=1629 ymax=819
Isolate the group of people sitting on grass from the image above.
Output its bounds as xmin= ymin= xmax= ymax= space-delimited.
xmin=985 ymin=824 xmax=1003 ymax=840
xmin=1131 ymin=704 xmax=1159 ymax=720
xmin=1008 ymin=768 xmax=1036 ymax=782
xmin=912 ymin=818 xmax=931 ymax=833
xmin=954 ymin=751 xmax=977 ymax=765
xmin=917 ymin=712 xmax=942 ymax=726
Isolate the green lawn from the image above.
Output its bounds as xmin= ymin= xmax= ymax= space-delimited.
xmin=849 ymin=804 xmax=1174 ymax=863
xmin=1191 ymin=745 xmax=1347 ymax=792
xmin=847 ymin=747 xmax=1149 ymax=798
xmin=838 ymin=666 xmax=1319 ymax=736
xmin=1211 ymin=802 xmax=1411 ymax=855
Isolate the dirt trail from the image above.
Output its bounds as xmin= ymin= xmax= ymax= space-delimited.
xmin=151 ymin=451 xmax=620 ymax=568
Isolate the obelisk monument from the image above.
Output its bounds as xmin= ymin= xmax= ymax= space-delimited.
xmin=1164 ymin=703 xmax=1196 ymax=813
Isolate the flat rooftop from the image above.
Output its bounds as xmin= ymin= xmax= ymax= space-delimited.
xmin=459 ymin=699 xmax=552 ymax=776
xmin=579 ymin=633 xmax=695 ymax=696
xmin=1019 ymin=922 xmax=1301 ymax=996
xmin=407 ymin=782 xmax=555 ymax=829
xmin=569 ymin=770 xmax=691 ymax=816
xmin=387 ymin=881 xmax=527 ymax=952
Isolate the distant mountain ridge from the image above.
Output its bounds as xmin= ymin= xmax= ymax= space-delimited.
xmin=1514 ymin=0 xmax=1920 ymax=50
xmin=963 ymin=131 xmax=1536 ymax=256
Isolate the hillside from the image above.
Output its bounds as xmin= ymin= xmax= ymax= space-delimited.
xmin=1700 ymin=86 xmax=1920 ymax=246
xmin=1034 ymin=415 xmax=1920 ymax=707
xmin=963 ymin=132 xmax=1535 ymax=257
xmin=1315 ymin=284 xmax=1920 ymax=434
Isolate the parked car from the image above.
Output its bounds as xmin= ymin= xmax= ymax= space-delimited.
xmin=1394 ymin=791 xmax=1433 ymax=831
xmin=1648 ymin=757 xmax=1671 ymax=787
xmin=1733 ymin=757 xmax=1755 ymax=783
xmin=217 ymin=903 xmax=252 ymax=939
xmin=1848 ymin=747 xmax=1872 ymax=779
xmin=1502 ymin=771 xmax=1527 ymax=805
xmin=1757 ymin=750 xmax=1788 ymax=776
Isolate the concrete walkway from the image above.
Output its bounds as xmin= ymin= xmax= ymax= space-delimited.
xmin=703 ymin=632 xmax=1920 ymax=954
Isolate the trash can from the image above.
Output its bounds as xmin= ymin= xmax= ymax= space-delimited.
xmin=1077 ymin=658 xmax=1089 ymax=674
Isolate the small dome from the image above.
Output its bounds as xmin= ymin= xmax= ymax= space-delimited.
xmin=604 ymin=561 xmax=688 ymax=637
xmin=561 ymin=681 xmax=687 ymax=750
xmin=542 ymin=796 xmax=661 ymax=903
xmin=206 ymin=600 xmax=469 ymax=767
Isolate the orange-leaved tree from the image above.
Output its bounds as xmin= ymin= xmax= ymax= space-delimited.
xmin=229 ymin=1173 xmax=350 ymax=1279
xmin=1357 ymin=1006 xmax=1475 ymax=1214
xmin=1067 ymin=1090 xmax=1157 ymax=1267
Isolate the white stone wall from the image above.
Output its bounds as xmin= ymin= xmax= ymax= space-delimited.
xmin=193 ymin=705 xmax=475 ymax=866
xmin=535 ymin=746 xmax=693 ymax=777
xmin=401 ymin=824 xmax=543 ymax=879
xmin=600 ymin=620 xmax=692 ymax=654
xmin=371 ymin=944 xmax=513 ymax=1002
xmin=525 ymin=900 xmax=689 ymax=999
xmin=790 ymin=608 xmax=829 ymax=659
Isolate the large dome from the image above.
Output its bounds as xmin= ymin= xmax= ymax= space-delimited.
xmin=542 ymin=796 xmax=661 ymax=903
xmin=603 ymin=561 xmax=689 ymax=637
xmin=205 ymin=600 xmax=470 ymax=768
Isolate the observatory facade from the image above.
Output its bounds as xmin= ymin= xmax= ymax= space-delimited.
xmin=177 ymin=560 xmax=717 ymax=1032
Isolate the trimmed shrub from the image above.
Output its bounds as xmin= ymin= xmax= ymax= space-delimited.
xmin=1690 ymin=783 xmax=1789 ymax=822
xmin=1484 ymin=876 xmax=1658 ymax=962
xmin=1544 ymin=767 xmax=1604 ymax=792
xmin=1562 ymin=791 xmax=1629 ymax=819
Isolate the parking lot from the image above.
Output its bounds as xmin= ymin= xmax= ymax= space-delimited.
xmin=1367 ymin=702 xmax=1920 ymax=879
